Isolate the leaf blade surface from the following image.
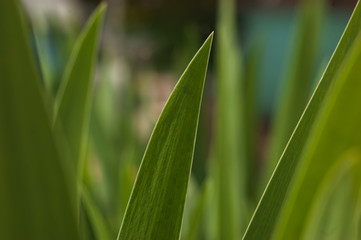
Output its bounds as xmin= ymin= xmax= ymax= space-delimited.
xmin=118 ymin=33 xmax=213 ymax=240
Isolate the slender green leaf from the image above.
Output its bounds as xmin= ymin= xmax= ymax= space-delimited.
xmin=82 ymin=186 xmax=112 ymax=240
xmin=243 ymin=1 xmax=361 ymax=239
xmin=244 ymin=40 xmax=261 ymax=200
xmin=54 ymin=3 xmax=106 ymax=179
xmin=0 ymin=1 xmax=78 ymax=239
xmin=181 ymin=178 xmax=208 ymax=240
xmin=213 ymin=0 xmax=247 ymax=238
xmin=117 ymin=32 xmax=213 ymax=240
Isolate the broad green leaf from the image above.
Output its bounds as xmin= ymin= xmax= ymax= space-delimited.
xmin=243 ymin=1 xmax=361 ymax=239
xmin=117 ymin=32 xmax=213 ymax=240
xmin=0 ymin=1 xmax=78 ymax=239
xmin=54 ymin=3 xmax=106 ymax=179
xmin=272 ymin=29 xmax=361 ymax=239
xmin=213 ymin=0 xmax=247 ymax=238
xmin=263 ymin=0 xmax=324 ymax=187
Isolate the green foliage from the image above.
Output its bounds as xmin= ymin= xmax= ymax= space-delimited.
xmin=264 ymin=0 xmax=324 ymax=185
xmin=117 ymin=33 xmax=213 ymax=240
xmin=243 ymin=1 xmax=361 ymax=239
xmin=210 ymin=0 xmax=247 ymax=239
xmin=2 ymin=0 xmax=361 ymax=239
xmin=272 ymin=30 xmax=361 ymax=239
xmin=54 ymin=3 xmax=106 ymax=181
xmin=0 ymin=1 xmax=78 ymax=239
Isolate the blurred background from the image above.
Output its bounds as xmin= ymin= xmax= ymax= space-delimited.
xmin=21 ymin=0 xmax=359 ymax=239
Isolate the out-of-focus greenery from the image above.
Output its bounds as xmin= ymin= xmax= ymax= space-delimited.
xmin=2 ymin=0 xmax=361 ymax=239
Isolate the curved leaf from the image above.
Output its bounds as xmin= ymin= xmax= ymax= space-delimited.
xmin=54 ymin=3 xmax=106 ymax=179
xmin=243 ymin=1 xmax=361 ymax=239
xmin=272 ymin=29 xmax=361 ymax=239
xmin=117 ymin=32 xmax=213 ymax=240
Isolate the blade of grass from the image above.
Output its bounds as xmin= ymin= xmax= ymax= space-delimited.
xmin=117 ymin=32 xmax=213 ymax=240
xmin=54 ymin=3 xmax=106 ymax=181
xmin=0 ymin=1 xmax=78 ymax=239
xmin=272 ymin=29 xmax=361 ymax=239
xmin=243 ymin=1 xmax=361 ymax=239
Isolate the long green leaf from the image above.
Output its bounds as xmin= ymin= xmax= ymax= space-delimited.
xmin=181 ymin=178 xmax=208 ymax=240
xmin=0 ymin=1 xmax=78 ymax=239
xmin=213 ymin=0 xmax=247 ymax=238
xmin=272 ymin=29 xmax=361 ymax=239
xmin=117 ymin=32 xmax=213 ymax=240
xmin=243 ymin=1 xmax=361 ymax=239
xmin=82 ymin=186 xmax=112 ymax=240
xmin=54 ymin=3 xmax=106 ymax=179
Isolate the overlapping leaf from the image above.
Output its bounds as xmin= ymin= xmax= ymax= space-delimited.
xmin=243 ymin=1 xmax=361 ymax=239
xmin=0 ymin=1 xmax=78 ymax=239
xmin=54 ymin=3 xmax=106 ymax=180
xmin=272 ymin=30 xmax=361 ymax=239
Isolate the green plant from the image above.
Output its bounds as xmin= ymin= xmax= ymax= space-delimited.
xmin=2 ymin=0 xmax=361 ymax=239
xmin=243 ymin=0 xmax=361 ymax=239
xmin=0 ymin=1 xmax=212 ymax=239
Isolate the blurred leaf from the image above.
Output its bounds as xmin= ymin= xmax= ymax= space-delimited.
xmin=243 ymin=1 xmax=361 ymax=239
xmin=117 ymin=32 xmax=213 ymax=240
xmin=205 ymin=154 xmax=220 ymax=240
xmin=181 ymin=178 xmax=208 ymax=240
xmin=302 ymin=150 xmax=361 ymax=240
xmin=0 ymin=1 xmax=78 ymax=239
xmin=82 ymin=186 xmax=112 ymax=240
xmin=54 ymin=3 xmax=106 ymax=180
xmin=264 ymin=0 xmax=324 ymax=187
xmin=213 ymin=0 xmax=247 ymax=238
xmin=244 ymin=41 xmax=261 ymax=200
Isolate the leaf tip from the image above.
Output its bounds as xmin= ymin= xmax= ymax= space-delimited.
xmin=206 ymin=31 xmax=214 ymax=46
xmin=98 ymin=2 xmax=108 ymax=13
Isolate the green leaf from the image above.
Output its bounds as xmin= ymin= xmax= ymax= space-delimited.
xmin=243 ymin=1 xmax=361 ymax=239
xmin=0 ymin=1 xmax=78 ymax=239
xmin=272 ymin=29 xmax=361 ymax=239
xmin=117 ymin=32 xmax=213 ymax=240
xmin=212 ymin=0 xmax=248 ymax=238
xmin=302 ymin=150 xmax=361 ymax=240
xmin=244 ymin=40 xmax=261 ymax=200
xmin=181 ymin=178 xmax=208 ymax=240
xmin=82 ymin=186 xmax=112 ymax=240
xmin=54 ymin=3 xmax=106 ymax=179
